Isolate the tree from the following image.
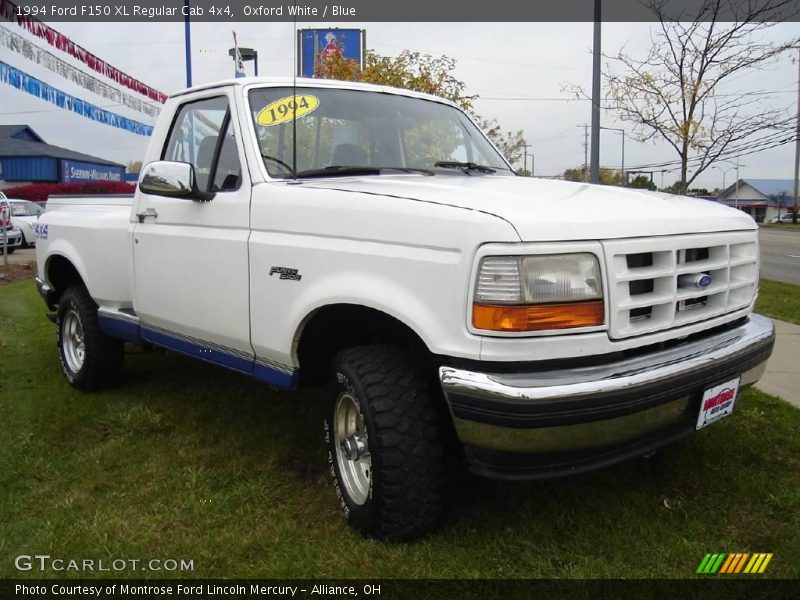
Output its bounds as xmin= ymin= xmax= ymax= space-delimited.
xmin=630 ymin=175 xmax=657 ymax=191
xmin=686 ymin=187 xmax=711 ymax=196
xmin=127 ymin=160 xmax=142 ymax=173
xmin=563 ymin=165 xmax=624 ymax=185
xmin=597 ymin=0 xmax=799 ymax=194
xmin=314 ymin=49 xmax=527 ymax=168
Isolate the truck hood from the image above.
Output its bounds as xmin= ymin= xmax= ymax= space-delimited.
xmin=301 ymin=175 xmax=755 ymax=241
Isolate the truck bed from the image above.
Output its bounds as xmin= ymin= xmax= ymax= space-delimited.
xmin=38 ymin=194 xmax=135 ymax=310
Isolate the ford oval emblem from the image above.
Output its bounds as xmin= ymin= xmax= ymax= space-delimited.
xmin=698 ymin=273 xmax=712 ymax=288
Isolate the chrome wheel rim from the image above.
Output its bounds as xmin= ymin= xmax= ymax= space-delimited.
xmin=61 ymin=309 xmax=86 ymax=373
xmin=333 ymin=392 xmax=371 ymax=505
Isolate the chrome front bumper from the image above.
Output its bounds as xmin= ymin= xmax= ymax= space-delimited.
xmin=439 ymin=314 xmax=775 ymax=480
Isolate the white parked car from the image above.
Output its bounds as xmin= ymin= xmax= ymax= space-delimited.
xmin=8 ymin=199 xmax=43 ymax=247
xmin=0 ymin=195 xmax=23 ymax=254
xmin=34 ymin=77 xmax=775 ymax=540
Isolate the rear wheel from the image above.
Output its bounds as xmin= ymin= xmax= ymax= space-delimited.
xmin=325 ymin=345 xmax=445 ymax=540
xmin=57 ymin=285 xmax=123 ymax=390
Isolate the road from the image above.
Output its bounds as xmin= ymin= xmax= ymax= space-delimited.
xmin=759 ymin=228 xmax=800 ymax=285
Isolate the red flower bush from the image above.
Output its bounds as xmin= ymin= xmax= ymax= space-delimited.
xmin=2 ymin=182 xmax=136 ymax=203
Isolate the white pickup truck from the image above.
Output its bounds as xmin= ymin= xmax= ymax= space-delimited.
xmin=35 ymin=77 xmax=775 ymax=540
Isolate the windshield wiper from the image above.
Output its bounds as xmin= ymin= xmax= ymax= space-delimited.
xmin=295 ymin=166 xmax=381 ymax=178
xmin=434 ymin=161 xmax=497 ymax=174
xmin=294 ymin=166 xmax=435 ymax=179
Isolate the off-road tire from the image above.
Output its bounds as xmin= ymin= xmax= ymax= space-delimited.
xmin=57 ymin=285 xmax=123 ymax=390
xmin=325 ymin=345 xmax=446 ymax=540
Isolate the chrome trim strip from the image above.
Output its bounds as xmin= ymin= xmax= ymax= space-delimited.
xmin=440 ymin=314 xmax=774 ymax=404
xmin=97 ymin=307 xmax=139 ymax=325
xmin=139 ymin=322 xmax=296 ymax=375
xmin=255 ymin=356 xmax=295 ymax=375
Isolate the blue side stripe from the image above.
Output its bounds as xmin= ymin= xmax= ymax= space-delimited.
xmin=98 ymin=314 xmax=142 ymax=344
xmin=253 ymin=362 xmax=297 ymax=389
xmin=97 ymin=314 xmax=296 ymax=389
xmin=141 ymin=326 xmax=254 ymax=375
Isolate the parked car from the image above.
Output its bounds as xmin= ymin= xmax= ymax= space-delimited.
xmin=768 ymin=212 xmax=797 ymax=223
xmin=0 ymin=195 xmax=23 ymax=254
xmin=35 ymin=77 xmax=775 ymax=540
xmin=8 ymin=199 xmax=43 ymax=247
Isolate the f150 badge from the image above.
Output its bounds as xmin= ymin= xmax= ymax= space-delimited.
xmin=270 ymin=266 xmax=302 ymax=281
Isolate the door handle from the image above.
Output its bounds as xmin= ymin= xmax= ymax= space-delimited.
xmin=136 ymin=208 xmax=158 ymax=223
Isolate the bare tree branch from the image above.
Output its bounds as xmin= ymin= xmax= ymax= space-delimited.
xmin=595 ymin=0 xmax=800 ymax=192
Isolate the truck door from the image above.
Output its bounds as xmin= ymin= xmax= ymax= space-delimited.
xmin=133 ymin=93 xmax=254 ymax=372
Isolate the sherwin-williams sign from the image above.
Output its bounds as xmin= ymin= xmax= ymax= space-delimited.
xmin=62 ymin=160 xmax=124 ymax=183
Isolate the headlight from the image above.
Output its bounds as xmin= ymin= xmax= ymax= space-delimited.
xmin=473 ymin=253 xmax=604 ymax=332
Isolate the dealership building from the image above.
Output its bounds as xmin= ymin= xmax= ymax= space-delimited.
xmin=717 ymin=178 xmax=797 ymax=223
xmin=0 ymin=125 xmax=125 ymax=190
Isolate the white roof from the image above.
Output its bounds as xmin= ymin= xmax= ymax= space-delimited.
xmin=169 ymin=76 xmax=459 ymax=108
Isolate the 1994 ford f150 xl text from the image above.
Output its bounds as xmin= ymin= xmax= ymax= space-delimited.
xmin=35 ymin=77 xmax=775 ymax=540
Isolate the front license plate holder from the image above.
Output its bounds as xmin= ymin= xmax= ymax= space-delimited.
xmin=696 ymin=377 xmax=741 ymax=430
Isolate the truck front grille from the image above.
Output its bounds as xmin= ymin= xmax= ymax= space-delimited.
xmin=602 ymin=232 xmax=758 ymax=339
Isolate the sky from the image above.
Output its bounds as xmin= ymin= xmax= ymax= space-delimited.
xmin=0 ymin=20 xmax=798 ymax=191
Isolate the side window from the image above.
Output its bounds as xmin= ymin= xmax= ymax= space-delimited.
xmin=162 ymin=96 xmax=241 ymax=192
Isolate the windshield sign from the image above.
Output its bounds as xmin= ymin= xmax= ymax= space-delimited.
xmin=248 ymin=87 xmax=512 ymax=179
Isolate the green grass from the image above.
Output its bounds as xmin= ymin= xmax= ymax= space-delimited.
xmin=757 ymin=279 xmax=800 ymax=325
xmin=1 ymin=280 xmax=799 ymax=579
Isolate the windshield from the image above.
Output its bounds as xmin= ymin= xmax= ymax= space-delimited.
xmin=10 ymin=201 xmax=42 ymax=216
xmin=247 ymin=87 xmax=513 ymax=179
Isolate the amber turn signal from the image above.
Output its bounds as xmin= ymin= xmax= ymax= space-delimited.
xmin=472 ymin=301 xmax=605 ymax=332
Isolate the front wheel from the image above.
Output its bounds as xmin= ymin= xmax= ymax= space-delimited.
xmin=325 ymin=345 xmax=446 ymax=540
xmin=57 ymin=285 xmax=123 ymax=390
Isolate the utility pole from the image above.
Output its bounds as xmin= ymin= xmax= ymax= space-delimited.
xmin=600 ymin=126 xmax=625 ymax=184
xmin=578 ymin=125 xmax=589 ymax=181
xmin=589 ymin=0 xmax=602 ymax=183
xmin=793 ymin=46 xmax=799 ymax=224
xmin=522 ymin=143 xmax=532 ymax=175
xmin=735 ymin=156 xmax=741 ymax=211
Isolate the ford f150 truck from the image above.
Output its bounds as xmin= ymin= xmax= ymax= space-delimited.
xmin=35 ymin=77 xmax=775 ymax=540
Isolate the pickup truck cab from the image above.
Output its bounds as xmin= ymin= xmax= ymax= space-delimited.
xmin=35 ymin=77 xmax=775 ymax=540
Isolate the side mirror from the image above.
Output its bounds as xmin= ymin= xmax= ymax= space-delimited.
xmin=139 ymin=161 xmax=214 ymax=202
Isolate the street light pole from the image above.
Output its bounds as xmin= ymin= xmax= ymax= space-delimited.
xmin=184 ymin=0 xmax=192 ymax=87
xmin=589 ymin=0 xmax=602 ymax=183
xmin=712 ymin=164 xmax=735 ymax=195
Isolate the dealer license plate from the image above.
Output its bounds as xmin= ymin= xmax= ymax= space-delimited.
xmin=696 ymin=377 xmax=740 ymax=430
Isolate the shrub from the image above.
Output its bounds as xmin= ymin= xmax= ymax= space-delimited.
xmin=2 ymin=182 xmax=135 ymax=203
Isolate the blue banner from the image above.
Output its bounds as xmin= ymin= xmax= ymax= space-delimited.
xmin=298 ymin=29 xmax=364 ymax=78
xmin=61 ymin=159 xmax=125 ymax=183
xmin=0 ymin=61 xmax=154 ymax=136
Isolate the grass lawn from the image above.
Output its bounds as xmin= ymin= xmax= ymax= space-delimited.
xmin=1 ymin=280 xmax=799 ymax=579
xmin=757 ymin=279 xmax=800 ymax=326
